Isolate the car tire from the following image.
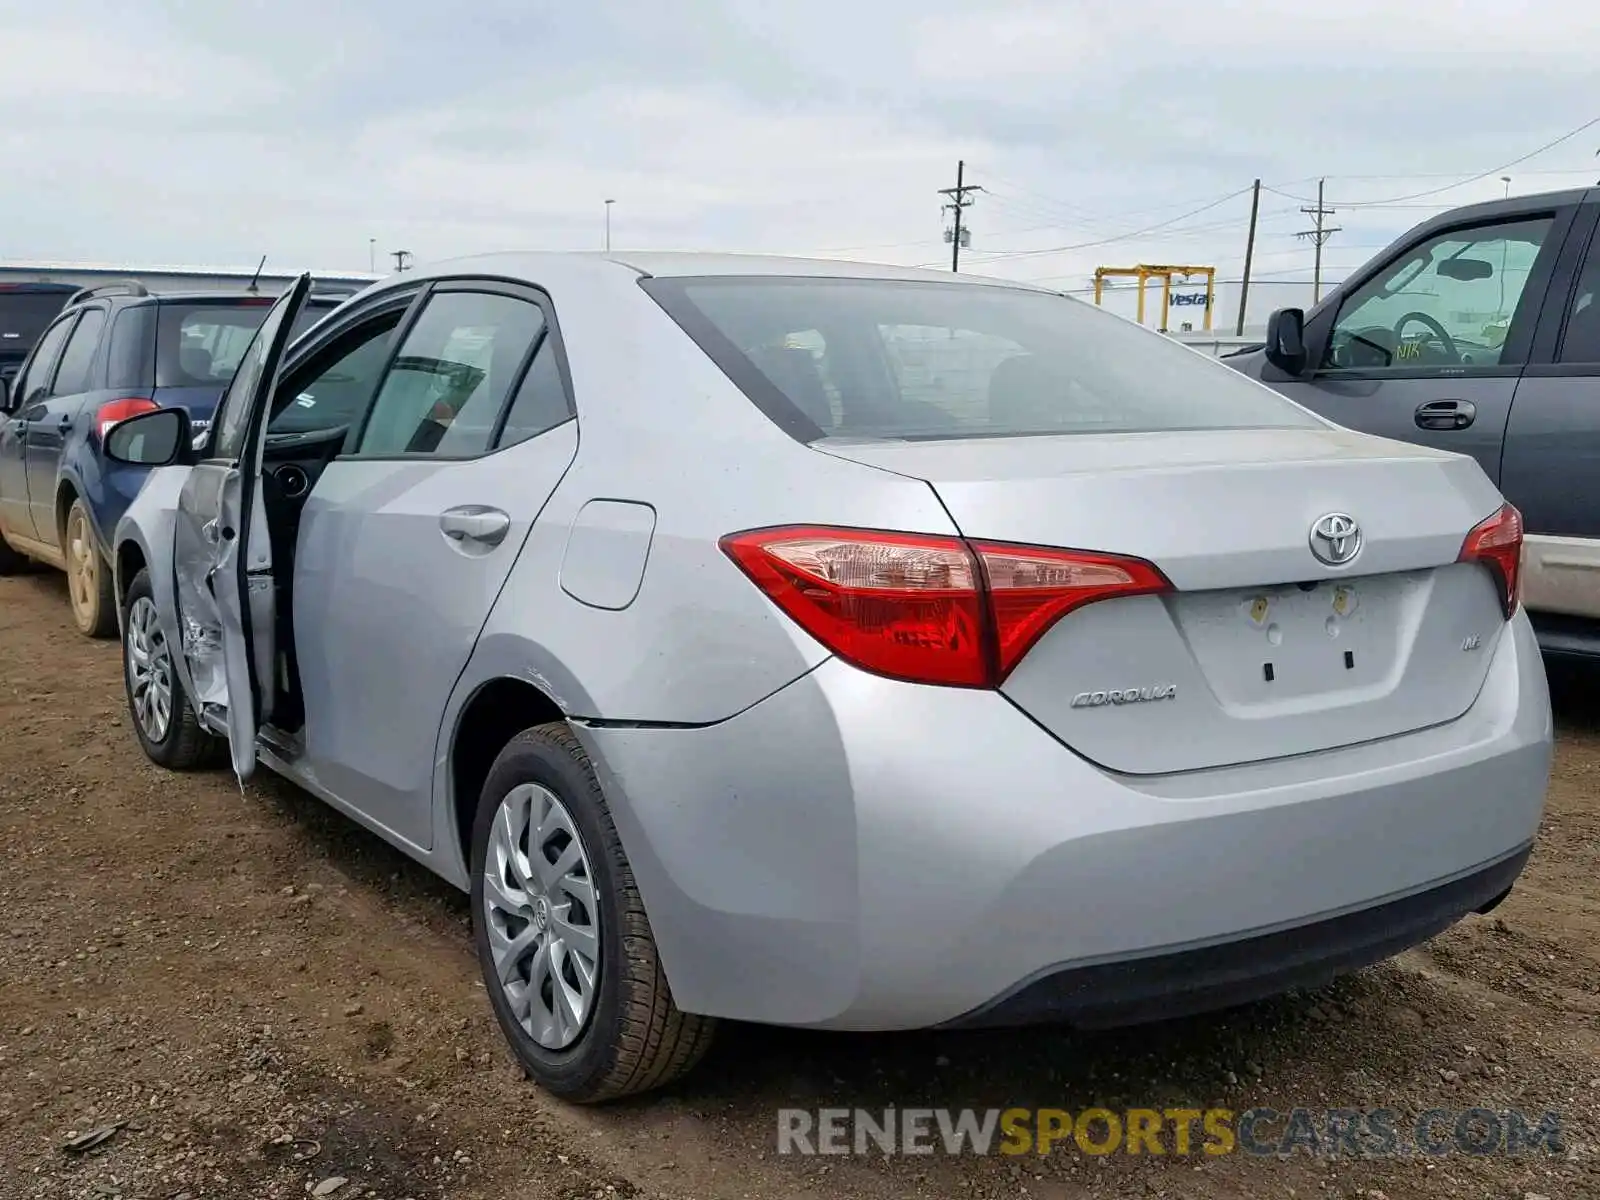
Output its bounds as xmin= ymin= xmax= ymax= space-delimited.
xmin=470 ymin=722 xmax=716 ymax=1103
xmin=122 ymin=568 xmax=221 ymax=771
xmin=64 ymin=498 xmax=116 ymax=638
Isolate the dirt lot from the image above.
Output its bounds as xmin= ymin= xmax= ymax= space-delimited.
xmin=1 ymin=569 xmax=1597 ymax=1200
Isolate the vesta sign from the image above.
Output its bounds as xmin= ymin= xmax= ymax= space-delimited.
xmin=1070 ymin=684 xmax=1178 ymax=709
xmin=1171 ymin=293 xmax=1210 ymax=307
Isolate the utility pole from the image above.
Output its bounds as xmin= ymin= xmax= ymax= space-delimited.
xmin=1236 ymin=178 xmax=1261 ymax=336
xmin=390 ymin=249 xmax=413 ymax=273
xmin=1295 ymin=179 xmax=1340 ymax=304
xmin=368 ymin=238 xmax=377 ymax=273
xmin=938 ymin=160 xmax=981 ymax=272
xmin=604 ymin=199 xmax=615 ymax=252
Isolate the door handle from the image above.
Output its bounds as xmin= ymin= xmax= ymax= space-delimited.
xmin=56 ymin=415 xmax=72 ymax=433
xmin=1415 ymin=399 xmax=1476 ymax=431
xmin=12 ymin=420 xmax=27 ymax=435
xmin=440 ymin=506 xmax=510 ymax=548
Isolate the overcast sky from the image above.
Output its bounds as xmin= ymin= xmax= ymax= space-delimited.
xmin=2 ymin=0 xmax=1598 ymax=293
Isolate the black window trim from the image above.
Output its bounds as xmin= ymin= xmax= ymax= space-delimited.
xmin=339 ymin=275 xmax=577 ymax=464
xmin=1298 ymin=203 xmax=1580 ymax=383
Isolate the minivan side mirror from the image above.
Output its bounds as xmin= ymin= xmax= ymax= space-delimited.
xmin=103 ymin=407 xmax=195 ymax=468
xmin=1264 ymin=307 xmax=1308 ymax=375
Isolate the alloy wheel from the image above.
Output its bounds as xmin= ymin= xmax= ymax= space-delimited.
xmin=481 ymin=783 xmax=601 ymax=1050
xmin=66 ymin=507 xmax=98 ymax=625
xmin=125 ymin=596 xmax=173 ymax=744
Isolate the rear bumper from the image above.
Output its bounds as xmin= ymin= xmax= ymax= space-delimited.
xmin=576 ymin=611 xmax=1552 ymax=1032
xmin=941 ymin=843 xmax=1529 ymax=1030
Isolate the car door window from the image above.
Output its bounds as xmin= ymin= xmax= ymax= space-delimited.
xmin=15 ymin=315 xmax=76 ymax=405
xmin=268 ymin=310 xmax=404 ymax=437
xmin=50 ymin=308 xmax=106 ymax=396
xmin=1557 ymin=226 xmax=1600 ymax=364
xmin=1323 ymin=216 xmax=1555 ymax=372
xmin=494 ymin=333 xmax=574 ymax=448
xmin=353 ymin=291 xmax=544 ymax=458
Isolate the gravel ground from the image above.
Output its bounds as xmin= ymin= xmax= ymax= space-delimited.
xmin=1 ymin=568 xmax=1597 ymax=1200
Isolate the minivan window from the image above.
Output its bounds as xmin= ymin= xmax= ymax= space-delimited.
xmin=643 ymin=277 xmax=1321 ymax=441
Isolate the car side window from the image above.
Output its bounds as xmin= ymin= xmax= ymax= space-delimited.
xmin=15 ymin=314 xmax=77 ymax=405
xmin=1322 ymin=216 xmax=1555 ymax=372
xmin=494 ymin=332 xmax=574 ymax=448
xmin=353 ymin=291 xmax=544 ymax=458
xmin=1557 ymin=227 xmax=1600 ymax=365
xmin=50 ymin=307 xmax=107 ymax=396
xmin=267 ymin=310 xmax=403 ymax=438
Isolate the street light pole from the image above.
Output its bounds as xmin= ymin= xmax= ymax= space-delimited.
xmin=368 ymin=238 xmax=376 ymax=273
xmin=604 ymin=199 xmax=615 ymax=252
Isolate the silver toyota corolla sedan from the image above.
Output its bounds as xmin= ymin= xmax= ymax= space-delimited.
xmin=102 ymin=253 xmax=1552 ymax=1102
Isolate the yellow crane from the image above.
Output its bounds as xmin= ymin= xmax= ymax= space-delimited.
xmin=1093 ymin=264 xmax=1216 ymax=332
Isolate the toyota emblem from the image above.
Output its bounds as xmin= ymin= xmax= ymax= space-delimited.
xmin=1309 ymin=513 xmax=1362 ymax=566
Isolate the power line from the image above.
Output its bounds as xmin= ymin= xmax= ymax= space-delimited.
xmin=946 ymin=185 xmax=1254 ymax=265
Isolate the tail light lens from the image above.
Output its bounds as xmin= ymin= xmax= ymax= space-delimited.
xmin=719 ymin=525 xmax=1171 ymax=688
xmin=1458 ymin=502 xmax=1523 ymax=619
xmin=95 ymin=397 xmax=160 ymax=442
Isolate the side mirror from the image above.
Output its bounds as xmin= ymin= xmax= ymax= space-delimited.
xmin=104 ymin=408 xmax=194 ymax=468
xmin=1264 ymin=307 xmax=1308 ymax=375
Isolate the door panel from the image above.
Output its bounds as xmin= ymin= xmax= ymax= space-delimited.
xmin=26 ymin=306 xmax=106 ymax=539
xmin=293 ymin=425 xmax=578 ymax=846
xmin=1501 ymin=205 xmax=1600 ymax=618
xmin=1 ymin=312 xmax=76 ymax=542
xmin=1276 ymin=376 xmax=1519 ymax=481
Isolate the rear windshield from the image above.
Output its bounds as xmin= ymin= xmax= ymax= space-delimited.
xmin=155 ymin=299 xmax=335 ymax=388
xmin=642 ymin=276 xmax=1321 ymax=441
xmin=0 ymin=289 xmax=76 ymax=351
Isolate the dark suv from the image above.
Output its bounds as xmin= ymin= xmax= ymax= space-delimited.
xmin=1227 ymin=186 xmax=1600 ymax=659
xmin=0 ymin=281 xmax=352 ymax=635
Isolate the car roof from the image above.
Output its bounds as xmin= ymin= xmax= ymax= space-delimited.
xmin=405 ymin=250 xmax=1058 ymax=293
xmin=1401 ymin=186 xmax=1598 ymax=236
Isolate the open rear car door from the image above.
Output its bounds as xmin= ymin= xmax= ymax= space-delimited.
xmin=171 ymin=273 xmax=311 ymax=779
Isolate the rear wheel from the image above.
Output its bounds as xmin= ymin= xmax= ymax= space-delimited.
xmin=64 ymin=499 xmax=115 ymax=638
xmin=470 ymin=723 xmax=716 ymax=1102
xmin=122 ymin=568 xmax=220 ymax=770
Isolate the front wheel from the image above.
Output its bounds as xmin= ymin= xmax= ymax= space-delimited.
xmin=122 ymin=568 xmax=221 ymax=770
xmin=470 ymin=723 xmax=716 ymax=1102
xmin=64 ymin=498 xmax=116 ymax=638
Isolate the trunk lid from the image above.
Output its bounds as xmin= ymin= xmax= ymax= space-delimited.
xmin=819 ymin=427 xmax=1510 ymax=774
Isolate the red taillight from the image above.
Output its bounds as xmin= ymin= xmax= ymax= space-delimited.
xmin=1458 ymin=502 xmax=1523 ymax=619
xmin=719 ymin=525 xmax=1171 ymax=688
xmin=95 ymin=397 xmax=160 ymax=442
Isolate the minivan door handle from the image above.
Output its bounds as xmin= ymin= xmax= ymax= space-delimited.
xmin=440 ymin=506 xmax=510 ymax=548
xmin=1415 ymin=399 xmax=1476 ymax=430
xmin=56 ymin=415 xmax=72 ymax=433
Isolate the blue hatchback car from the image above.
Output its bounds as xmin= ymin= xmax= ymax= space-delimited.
xmin=0 ymin=281 xmax=350 ymax=636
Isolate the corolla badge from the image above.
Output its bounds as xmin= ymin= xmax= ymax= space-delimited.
xmin=1309 ymin=512 xmax=1362 ymax=566
xmin=1070 ymin=684 xmax=1178 ymax=709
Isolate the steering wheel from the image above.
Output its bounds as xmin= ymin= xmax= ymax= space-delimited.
xmin=1393 ymin=311 xmax=1459 ymax=363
